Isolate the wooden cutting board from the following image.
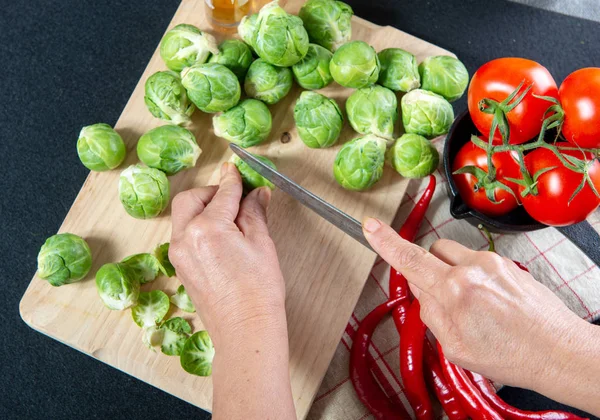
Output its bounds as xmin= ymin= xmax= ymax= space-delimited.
xmin=20 ymin=1 xmax=454 ymax=418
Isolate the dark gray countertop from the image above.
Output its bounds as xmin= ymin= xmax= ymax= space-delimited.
xmin=1 ymin=0 xmax=598 ymax=418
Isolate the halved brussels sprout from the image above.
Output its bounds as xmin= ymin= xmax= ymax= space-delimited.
xmin=294 ymin=91 xmax=343 ymax=148
xmin=213 ymin=99 xmax=272 ymax=148
xmin=419 ymin=55 xmax=469 ymax=102
xmin=244 ymin=59 xmax=292 ymax=105
xmin=161 ymin=317 xmax=192 ymax=356
xmin=208 ymin=39 xmax=253 ymax=81
xmin=230 ymin=154 xmax=276 ymax=192
xmin=77 ymin=123 xmax=126 ymax=172
xmin=299 ymin=0 xmax=353 ymax=52
xmin=333 ymin=134 xmax=387 ymax=191
xmin=121 ymin=253 xmax=160 ymax=284
xmin=159 ymin=24 xmax=218 ymax=72
xmin=181 ymin=63 xmax=241 ymax=113
xmin=346 ymin=85 xmax=398 ymax=141
xmin=142 ymin=325 xmax=165 ymax=350
xmin=136 ymin=125 xmax=201 ymax=176
xmin=144 ymin=71 xmax=195 ymax=126
xmin=95 ymin=263 xmax=140 ymax=310
xmin=154 ymin=243 xmax=175 ymax=277
xmin=37 ymin=233 xmax=92 ymax=287
xmin=119 ymin=165 xmax=171 ymax=219
xmin=330 ymin=41 xmax=380 ymax=89
xmin=170 ymin=285 xmax=196 ymax=313
xmin=238 ymin=1 xmax=308 ymax=67
xmin=388 ymin=134 xmax=439 ymax=178
xmin=131 ymin=290 xmax=170 ymax=328
xmin=180 ymin=331 xmax=215 ymax=376
xmin=377 ymin=48 xmax=420 ymax=92
xmin=401 ymin=89 xmax=454 ymax=138
xmin=292 ymin=44 xmax=333 ymax=90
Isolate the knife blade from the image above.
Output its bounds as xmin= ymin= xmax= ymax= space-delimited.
xmin=557 ymin=222 xmax=600 ymax=267
xmin=229 ymin=144 xmax=374 ymax=252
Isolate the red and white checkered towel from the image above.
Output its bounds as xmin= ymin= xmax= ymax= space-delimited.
xmin=308 ymin=136 xmax=600 ymax=420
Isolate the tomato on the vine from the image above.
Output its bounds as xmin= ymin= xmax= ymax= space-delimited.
xmin=468 ymin=58 xmax=558 ymax=145
xmin=520 ymin=147 xmax=600 ymax=226
xmin=558 ymin=68 xmax=600 ymax=148
xmin=452 ymin=139 xmax=522 ymax=217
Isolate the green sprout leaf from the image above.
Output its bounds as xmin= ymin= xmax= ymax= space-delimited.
xmin=170 ymin=285 xmax=196 ymax=313
xmin=131 ymin=290 xmax=170 ymax=328
xmin=95 ymin=263 xmax=140 ymax=311
xmin=121 ymin=253 xmax=160 ymax=284
xmin=161 ymin=317 xmax=192 ymax=356
xmin=153 ymin=243 xmax=176 ymax=277
xmin=180 ymin=331 xmax=215 ymax=376
xmin=142 ymin=325 xmax=165 ymax=351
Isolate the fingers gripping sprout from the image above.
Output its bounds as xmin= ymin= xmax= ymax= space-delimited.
xmin=180 ymin=331 xmax=215 ymax=376
xmin=161 ymin=317 xmax=192 ymax=356
xmin=208 ymin=39 xmax=254 ymax=81
xmin=136 ymin=125 xmax=201 ymax=176
xmin=181 ymin=63 xmax=241 ymax=113
xmin=170 ymin=285 xmax=196 ymax=313
xmin=95 ymin=263 xmax=140 ymax=310
xmin=159 ymin=24 xmax=218 ymax=72
xmin=294 ymin=91 xmax=343 ymax=149
xmin=120 ymin=253 xmax=160 ymax=284
xmin=346 ymin=85 xmax=398 ymax=142
xmin=230 ymin=154 xmax=276 ymax=192
xmin=244 ymin=59 xmax=293 ymax=105
xmin=144 ymin=71 xmax=195 ymax=126
xmin=330 ymin=41 xmax=380 ymax=89
xmin=77 ymin=123 xmax=126 ymax=172
xmin=292 ymin=44 xmax=334 ymax=90
xmin=153 ymin=243 xmax=176 ymax=277
xmin=419 ymin=56 xmax=469 ymax=102
xmin=213 ymin=99 xmax=272 ymax=148
xmin=37 ymin=233 xmax=92 ymax=286
xmin=388 ymin=134 xmax=440 ymax=179
xmin=118 ymin=165 xmax=171 ymax=219
xmin=333 ymin=135 xmax=387 ymax=191
xmin=299 ymin=0 xmax=354 ymax=52
xmin=131 ymin=290 xmax=170 ymax=328
xmin=377 ymin=48 xmax=421 ymax=93
xmin=401 ymin=89 xmax=454 ymax=138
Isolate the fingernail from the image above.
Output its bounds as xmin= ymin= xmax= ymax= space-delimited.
xmin=220 ymin=162 xmax=229 ymax=178
xmin=227 ymin=162 xmax=238 ymax=175
xmin=363 ymin=218 xmax=381 ymax=233
xmin=257 ymin=187 xmax=272 ymax=209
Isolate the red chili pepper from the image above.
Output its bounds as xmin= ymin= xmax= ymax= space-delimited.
xmin=423 ymin=339 xmax=468 ymax=420
xmin=350 ymin=297 xmax=411 ymax=420
xmin=437 ymin=343 xmax=503 ymax=420
xmin=467 ymin=371 xmax=589 ymax=420
xmin=478 ymin=224 xmax=529 ymax=272
xmin=399 ymin=301 xmax=433 ymax=420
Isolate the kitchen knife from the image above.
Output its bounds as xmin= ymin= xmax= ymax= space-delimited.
xmin=557 ymin=222 xmax=600 ymax=268
xmin=229 ymin=144 xmax=374 ymax=252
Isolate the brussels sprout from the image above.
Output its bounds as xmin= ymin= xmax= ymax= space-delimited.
xmin=244 ymin=59 xmax=292 ymax=105
xmin=142 ymin=325 xmax=165 ymax=350
xmin=238 ymin=1 xmax=309 ymax=67
xmin=419 ymin=55 xmax=469 ymax=102
xmin=159 ymin=24 xmax=218 ymax=72
xmin=213 ymin=99 xmax=272 ymax=148
xmin=377 ymin=48 xmax=420 ymax=93
xmin=346 ymin=85 xmax=398 ymax=141
xmin=131 ymin=290 xmax=170 ymax=328
xmin=77 ymin=123 xmax=126 ymax=172
xmin=95 ymin=263 xmax=140 ymax=310
xmin=121 ymin=253 xmax=160 ymax=284
xmin=294 ymin=91 xmax=342 ymax=148
xmin=401 ymin=89 xmax=454 ymax=138
xmin=37 ymin=233 xmax=92 ymax=287
xmin=170 ymin=285 xmax=196 ymax=313
xmin=330 ymin=41 xmax=380 ymax=89
xmin=161 ymin=317 xmax=192 ymax=356
xmin=154 ymin=243 xmax=175 ymax=277
xmin=388 ymin=134 xmax=439 ymax=178
xmin=230 ymin=154 xmax=276 ymax=192
xmin=136 ymin=125 xmax=201 ymax=176
xmin=333 ymin=135 xmax=387 ymax=191
xmin=144 ymin=71 xmax=195 ymax=126
xmin=180 ymin=331 xmax=215 ymax=376
xmin=292 ymin=44 xmax=333 ymax=90
xmin=299 ymin=0 xmax=353 ymax=52
xmin=181 ymin=63 xmax=241 ymax=113
xmin=119 ymin=164 xmax=170 ymax=219
xmin=208 ymin=39 xmax=253 ymax=81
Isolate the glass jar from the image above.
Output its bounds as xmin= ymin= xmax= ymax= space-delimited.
xmin=205 ymin=0 xmax=252 ymax=31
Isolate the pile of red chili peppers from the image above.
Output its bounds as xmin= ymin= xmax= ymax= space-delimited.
xmin=350 ymin=175 xmax=588 ymax=420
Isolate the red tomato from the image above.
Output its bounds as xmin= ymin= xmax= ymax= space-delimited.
xmin=468 ymin=58 xmax=558 ymax=145
xmin=452 ymin=139 xmax=522 ymax=217
xmin=559 ymin=68 xmax=600 ymax=148
xmin=521 ymin=147 xmax=600 ymax=226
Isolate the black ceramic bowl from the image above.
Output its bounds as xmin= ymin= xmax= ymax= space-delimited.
xmin=443 ymin=111 xmax=545 ymax=232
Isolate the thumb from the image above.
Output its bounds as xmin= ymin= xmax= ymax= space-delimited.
xmin=363 ymin=217 xmax=448 ymax=297
xmin=237 ymin=187 xmax=271 ymax=240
